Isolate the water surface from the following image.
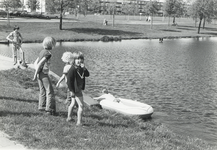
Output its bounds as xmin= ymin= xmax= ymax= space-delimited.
xmin=1 ymin=37 xmax=217 ymax=145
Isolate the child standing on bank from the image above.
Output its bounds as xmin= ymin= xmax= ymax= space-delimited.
xmin=33 ymin=37 xmax=56 ymax=115
xmin=66 ymin=51 xmax=89 ymax=126
xmin=56 ymin=52 xmax=74 ymax=105
xmin=6 ymin=25 xmax=27 ymax=67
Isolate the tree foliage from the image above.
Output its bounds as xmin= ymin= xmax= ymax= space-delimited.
xmin=189 ymin=0 xmax=216 ymax=33
xmin=163 ymin=0 xmax=185 ymax=25
xmin=46 ymin=0 xmax=75 ymax=13
xmin=88 ymin=0 xmax=101 ymax=13
xmin=79 ymin=0 xmax=89 ymax=16
xmin=27 ymin=0 xmax=40 ymax=11
xmin=45 ymin=0 xmax=57 ymax=13
xmin=121 ymin=2 xmax=130 ymax=15
xmin=1 ymin=0 xmax=22 ymax=10
xmin=144 ymin=0 xmax=160 ymax=15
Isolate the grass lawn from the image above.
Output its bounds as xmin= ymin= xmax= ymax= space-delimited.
xmin=0 ymin=15 xmax=217 ymax=43
xmin=0 ymin=68 xmax=216 ymax=150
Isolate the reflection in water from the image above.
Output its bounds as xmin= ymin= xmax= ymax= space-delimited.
xmin=0 ymin=37 xmax=217 ymax=145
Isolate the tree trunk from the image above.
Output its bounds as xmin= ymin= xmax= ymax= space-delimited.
xmin=59 ymin=0 xmax=63 ymax=30
xmin=150 ymin=13 xmax=153 ymax=29
xmin=203 ymin=17 xmax=205 ymax=29
xmin=112 ymin=5 xmax=115 ymax=27
xmin=112 ymin=14 xmax=114 ymax=27
xmin=59 ymin=12 xmax=63 ymax=30
xmin=173 ymin=16 xmax=175 ymax=24
xmin=7 ymin=10 xmax=10 ymax=26
xmin=198 ymin=18 xmax=202 ymax=34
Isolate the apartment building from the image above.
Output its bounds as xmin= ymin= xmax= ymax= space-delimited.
xmin=100 ymin=0 xmax=165 ymax=15
xmin=1 ymin=0 xmax=193 ymax=14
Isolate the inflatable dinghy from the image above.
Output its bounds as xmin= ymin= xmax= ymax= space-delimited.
xmin=100 ymin=98 xmax=154 ymax=118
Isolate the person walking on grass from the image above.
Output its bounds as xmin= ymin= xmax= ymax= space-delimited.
xmin=56 ymin=52 xmax=74 ymax=105
xmin=33 ymin=37 xmax=56 ymax=115
xmin=66 ymin=51 xmax=89 ymax=126
xmin=6 ymin=25 xmax=27 ymax=68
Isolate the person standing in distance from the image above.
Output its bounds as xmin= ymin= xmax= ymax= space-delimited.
xmin=6 ymin=25 xmax=27 ymax=67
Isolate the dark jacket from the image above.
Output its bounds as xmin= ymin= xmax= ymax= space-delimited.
xmin=67 ymin=65 xmax=89 ymax=95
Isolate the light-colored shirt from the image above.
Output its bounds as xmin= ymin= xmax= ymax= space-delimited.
xmin=63 ymin=64 xmax=71 ymax=81
xmin=38 ymin=50 xmax=51 ymax=74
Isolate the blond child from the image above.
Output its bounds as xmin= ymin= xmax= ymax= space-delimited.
xmin=33 ymin=37 xmax=56 ymax=115
xmin=56 ymin=52 xmax=74 ymax=104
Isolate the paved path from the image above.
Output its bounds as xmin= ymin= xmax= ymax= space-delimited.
xmin=0 ymin=55 xmax=28 ymax=149
xmin=0 ymin=131 xmax=27 ymax=150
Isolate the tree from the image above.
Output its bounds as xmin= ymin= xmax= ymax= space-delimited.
xmin=188 ymin=1 xmax=198 ymax=27
xmin=202 ymin=0 xmax=215 ymax=28
xmin=1 ymin=0 xmax=22 ymax=10
xmin=190 ymin=0 xmax=216 ymax=33
xmin=58 ymin=0 xmax=75 ymax=30
xmin=27 ymin=0 xmax=40 ymax=11
xmin=163 ymin=0 xmax=185 ymax=26
xmin=143 ymin=0 xmax=160 ymax=29
xmin=45 ymin=0 xmax=57 ymax=13
xmin=88 ymin=0 xmax=101 ymax=13
xmin=79 ymin=0 xmax=89 ymax=16
xmin=1 ymin=0 xmax=22 ymax=26
xmin=131 ymin=1 xmax=140 ymax=17
xmin=122 ymin=1 xmax=137 ymax=21
xmin=45 ymin=0 xmax=75 ymax=30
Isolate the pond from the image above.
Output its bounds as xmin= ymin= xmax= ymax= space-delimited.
xmin=1 ymin=37 xmax=217 ymax=145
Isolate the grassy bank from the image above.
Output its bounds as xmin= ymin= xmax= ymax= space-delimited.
xmin=0 ymin=15 xmax=217 ymax=43
xmin=0 ymin=68 xmax=216 ymax=150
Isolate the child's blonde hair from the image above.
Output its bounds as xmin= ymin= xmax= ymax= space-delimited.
xmin=43 ymin=37 xmax=56 ymax=50
xmin=71 ymin=52 xmax=79 ymax=65
xmin=61 ymin=52 xmax=74 ymax=63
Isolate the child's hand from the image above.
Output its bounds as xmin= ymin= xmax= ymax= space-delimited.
xmin=32 ymin=77 xmax=36 ymax=81
xmin=80 ymin=63 xmax=85 ymax=68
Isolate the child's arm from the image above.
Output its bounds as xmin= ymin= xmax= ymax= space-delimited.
xmin=19 ymin=33 xmax=23 ymax=41
xmin=81 ymin=63 xmax=89 ymax=77
xmin=84 ymin=68 xmax=89 ymax=77
xmin=6 ymin=33 xmax=13 ymax=43
xmin=56 ymin=74 xmax=65 ymax=87
xmin=33 ymin=57 xmax=46 ymax=81
xmin=19 ymin=32 xmax=23 ymax=44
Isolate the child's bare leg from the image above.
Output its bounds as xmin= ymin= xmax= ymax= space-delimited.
xmin=19 ymin=47 xmax=27 ymax=67
xmin=75 ymin=96 xmax=84 ymax=126
xmin=67 ymin=97 xmax=75 ymax=122
xmin=19 ymin=47 xmax=23 ymax=62
xmin=12 ymin=46 xmax=17 ymax=65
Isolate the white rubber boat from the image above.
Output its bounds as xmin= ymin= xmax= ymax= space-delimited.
xmin=99 ymin=98 xmax=154 ymax=118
